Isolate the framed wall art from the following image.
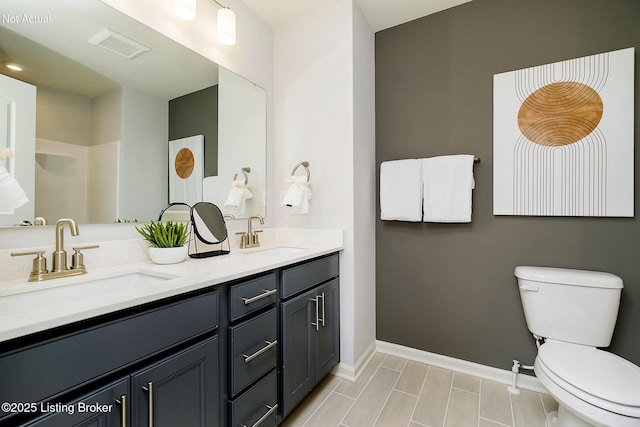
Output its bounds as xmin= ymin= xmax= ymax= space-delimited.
xmin=493 ymin=48 xmax=634 ymax=217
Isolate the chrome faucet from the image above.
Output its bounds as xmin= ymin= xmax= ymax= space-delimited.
xmin=11 ymin=218 xmax=99 ymax=282
xmin=236 ymin=215 xmax=264 ymax=249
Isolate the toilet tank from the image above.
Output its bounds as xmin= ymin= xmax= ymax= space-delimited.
xmin=514 ymin=266 xmax=623 ymax=347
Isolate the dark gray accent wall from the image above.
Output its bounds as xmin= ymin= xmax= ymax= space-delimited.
xmin=169 ymin=85 xmax=218 ymax=177
xmin=375 ymin=0 xmax=640 ymax=371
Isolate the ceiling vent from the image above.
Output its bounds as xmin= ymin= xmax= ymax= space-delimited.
xmin=88 ymin=28 xmax=150 ymax=59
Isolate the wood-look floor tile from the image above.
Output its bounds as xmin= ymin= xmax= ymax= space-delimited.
xmin=282 ymin=352 xmax=553 ymax=427
xmin=512 ymin=389 xmax=546 ymax=427
xmin=480 ymin=379 xmax=513 ymax=426
xmin=479 ymin=418 xmax=510 ymax=427
xmin=453 ymin=371 xmax=481 ymax=394
xmin=342 ymin=367 xmax=400 ymax=427
xmin=380 ymin=354 xmax=407 ymax=371
xmin=335 ymin=352 xmax=385 ymax=398
xmin=412 ymin=366 xmax=454 ymax=427
xmin=444 ymin=389 xmax=480 ymax=427
xmin=280 ymin=375 xmax=343 ymax=427
xmin=303 ymin=392 xmax=355 ymax=427
xmin=373 ymin=390 xmax=417 ymax=427
xmin=395 ymin=360 xmax=430 ymax=396
xmin=540 ymin=393 xmax=558 ymax=414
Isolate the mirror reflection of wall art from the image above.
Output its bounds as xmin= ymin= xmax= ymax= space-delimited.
xmin=493 ymin=48 xmax=634 ymax=217
xmin=169 ymin=135 xmax=204 ymax=205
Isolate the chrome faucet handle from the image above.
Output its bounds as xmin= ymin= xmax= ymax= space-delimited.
xmin=71 ymin=244 xmax=99 ymax=270
xmin=11 ymin=249 xmax=48 ymax=279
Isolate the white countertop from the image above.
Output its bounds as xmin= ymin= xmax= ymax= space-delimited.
xmin=0 ymin=228 xmax=343 ymax=343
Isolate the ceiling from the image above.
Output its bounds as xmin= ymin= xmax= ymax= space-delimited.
xmin=241 ymin=0 xmax=473 ymax=32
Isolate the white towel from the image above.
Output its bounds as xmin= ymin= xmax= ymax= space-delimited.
xmin=224 ymin=180 xmax=252 ymax=210
xmin=422 ymin=155 xmax=474 ymax=223
xmin=380 ymin=159 xmax=422 ymax=221
xmin=281 ymin=176 xmax=311 ymax=214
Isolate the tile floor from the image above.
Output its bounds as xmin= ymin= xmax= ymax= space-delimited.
xmin=281 ymin=352 xmax=557 ymax=427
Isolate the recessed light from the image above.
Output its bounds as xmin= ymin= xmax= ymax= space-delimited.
xmin=3 ymin=62 xmax=24 ymax=72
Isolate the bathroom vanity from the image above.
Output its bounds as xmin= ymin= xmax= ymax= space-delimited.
xmin=0 ymin=233 xmax=342 ymax=427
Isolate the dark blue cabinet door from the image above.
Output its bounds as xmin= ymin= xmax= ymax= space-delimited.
xmin=280 ymin=288 xmax=314 ymax=418
xmin=315 ymin=279 xmax=340 ymax=381
xmin=131 ymin=336 xmax=219 ymax=427
xmin=24 ymin=378 xmax=129 ymax=427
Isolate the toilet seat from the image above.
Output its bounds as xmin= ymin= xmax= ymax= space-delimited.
xmin=537 ymin=342 xmax=640 ymax=418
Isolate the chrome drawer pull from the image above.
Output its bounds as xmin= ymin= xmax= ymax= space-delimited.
xmin=242 ymin=340 xmax=278 ymax=363
xmin=242 ymin=289 xmax=277 ymax=305
xmin=242 ymin=404 xmax=278 ymax=427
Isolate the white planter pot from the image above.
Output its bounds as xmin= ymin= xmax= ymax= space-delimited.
xmin=149 ymin=246 xmax=188 ymax=265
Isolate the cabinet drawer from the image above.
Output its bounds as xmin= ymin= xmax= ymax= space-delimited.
xmin=229 ymin=370 xmax=277 ymax=427
xmin=229 ymin=309 xmax=277 ymax=396
xmin=281 ymin=254 xmax=339 ymax=299
xmin=230 ymin=273 xmax=277 ymax=321
xmin=0 ymin=291 xmax=218 ymax=420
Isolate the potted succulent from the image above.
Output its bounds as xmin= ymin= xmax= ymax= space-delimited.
xmin=136 ymin=220 xmax=189 ymax=264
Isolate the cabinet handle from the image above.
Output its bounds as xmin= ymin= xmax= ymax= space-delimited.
xmin=309 ymin=296 xmax=319 ymax=331
xmin=142 ymin=382 xmax=154 ymax=427
xmin=242 ymin=404 xmax=278 ymax=427
xmin=116 ymin=394 xmax=127 ymax=427
xmin=242 ymin=289 xmax=277 ymax=305
xmin=319 ymin=292 xmax=326 ymax=327
xmin=242 ymin=340 xmax=278 ymax=363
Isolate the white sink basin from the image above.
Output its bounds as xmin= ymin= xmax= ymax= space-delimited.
xmin=82 ymin=271 xmax=177 ymax=288
xmin=241 ymin=246 xmax=308 ymax=256
xmin=0 ymin=270 xmax=180 ymax=299
xmin=0 ymin=270 xmax=182 ymax=321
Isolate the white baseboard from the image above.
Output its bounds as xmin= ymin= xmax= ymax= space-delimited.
xmin=376 ymin=340 xmax=547 ymax=394
xmin=332 ymin=340 xmax=377 ymax=382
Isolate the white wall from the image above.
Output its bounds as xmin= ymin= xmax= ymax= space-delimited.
xmin=119 ymin=88 xmax=167 ymax=222
xmin=36 ymin=86 xmax=92 ymax=146
xmin=273 ymin=0 xmax=376 ymax=374
xmin=351 ymin=1 xmax=377 ymax=372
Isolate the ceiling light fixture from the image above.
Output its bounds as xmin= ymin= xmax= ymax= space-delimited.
xmin=3 ymin=62 xmax=24 ymax=72
xmin=213 ymin=1 xmax=236 ymax=46
xmin=173 ymin=0 xmax=236 ymax=46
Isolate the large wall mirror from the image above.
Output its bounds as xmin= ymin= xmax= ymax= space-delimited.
xmin=0 ymin=0 xmax=266 ymax=227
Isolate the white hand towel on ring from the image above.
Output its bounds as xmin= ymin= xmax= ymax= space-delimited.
xmin=282 ymin=176 xmax=311 ymax=214
xmin=224 ymin=180 xmax=252 ymax=210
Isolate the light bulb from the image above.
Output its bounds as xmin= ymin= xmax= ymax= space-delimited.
xmin=217 ymin=8 xmax=236 ymax=46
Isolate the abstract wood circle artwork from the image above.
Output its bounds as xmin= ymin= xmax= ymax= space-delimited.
xmin=518 ymin=82 xmax=603 ymax=147
xmin=175 ymin=147 xmax=195 ymax=179
xmin=493 ymin=48 xmax=634 ymax=217
xmin=169 ymin=135 xmax=203 ymax=205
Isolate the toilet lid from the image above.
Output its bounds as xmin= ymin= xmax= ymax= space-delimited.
xmin=538 ymin=342 xmax=640 ymax=408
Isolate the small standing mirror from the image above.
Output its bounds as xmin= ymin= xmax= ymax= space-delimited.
xmin=190 ymin=202 xmax=230 ymax=257
xmin=158 ymin=203 xmax=192 ymax=223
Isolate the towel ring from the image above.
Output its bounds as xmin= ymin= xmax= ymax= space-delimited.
xmin=233 ymin=167 xmax=251 ymax=185
xmin=291 ymin=161 xmax=310 ymax=181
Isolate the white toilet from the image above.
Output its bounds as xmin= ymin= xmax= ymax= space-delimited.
xmin=515 ymin=266 xmax=640 ymax=427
